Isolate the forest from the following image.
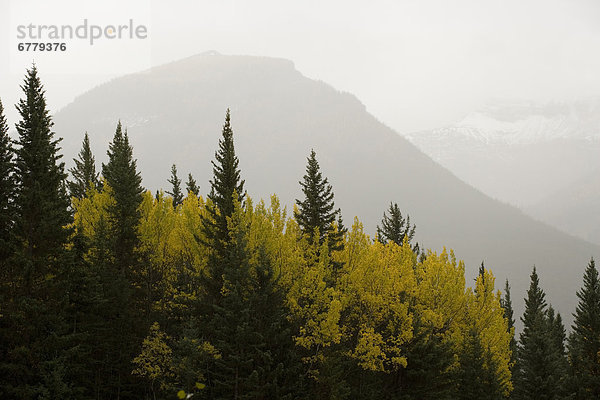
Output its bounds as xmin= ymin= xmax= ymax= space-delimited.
xmin=0 ymin=65 xmax=598 ymax=400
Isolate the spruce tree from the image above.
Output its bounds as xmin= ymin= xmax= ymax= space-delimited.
xmin=568 ymin=258 xmax=600 ymax=398
xmin=500 ymin=279 xmax=517 ymax=368
xmin=295 ymin=149 xmax=345 ymax=257
xmin=0 ymin=98 xmax=15 ymax=272
xmin=376 ymin=202 xmax=419 ymax=253
xmin=547 ymin=306 xmax=568 ymax=397
xmin=102 ymin=121 xmax=144 ymax=268
xmin=68 ymin=132 xmax=99 ymax=199
xmin=0 ymin=64 xmax=74 ymax=398
xmin=13 ymin=64 xmax=71 ymax=283
xmin=201 ymin=109 xmax=245 ymax=297
xmin=514 ymin=267 xmax=564 ymax=400
xmin=186 ymin=173 xmax=200 ymax=196
xmin=167 ymin=164 xmax=184 ymax=207
xmin=455 ymin=327 xmax=502 ymax=400
xmin=204 ymin=207 xmax=302 ymax=399
xmin=101 ymin=121 xmax=145 ymax=398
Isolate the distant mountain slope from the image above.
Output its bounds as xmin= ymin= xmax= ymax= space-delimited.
xmin=53 ymin=53 xmax=600 ymax=326
xmin=406 ymin=100 xmax=600 ymax=244
xmin=525 ymin=171 xmax=600 ymax=245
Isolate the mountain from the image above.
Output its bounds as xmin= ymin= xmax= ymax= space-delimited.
xmin=52 ymin=53 xmax=599 ymax=326
xmin=406 ymin=100 xmax=600 ymax=244
xmin=525 ymin=170 xmax=600 ymax=245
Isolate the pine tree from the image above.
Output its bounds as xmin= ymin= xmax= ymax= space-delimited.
xmin=376 ymin=202 xmax=419 ymax=253
xmin=294 ymin=149 xmax=345 ymax=260
xmin=0 ymin=64 xmax=75 ymax=398
xmin=201 ymin=109 xmax=245 ymax=297
xmin=500 ymin=279 xmax=517 ymax=369
xmin=568 ymin=258 xmax=600 ymax=398
xmin=514 ymin=267 xmax=564 ymax=400
xmin=203 ymin=202 xmax=302 ymax=399
xmin=101 ymin=121 xmax=145 ymax=398
xmin=102 ymin=121 xmax=144 ymax=268
xmin=13 ymin=64 xmax=71 ymax=284
xmin=0 ymin=98 xmax=15 ymax=273
xmin=0 ymin=98 xmax=18 ymax=397
xmin=394 ymin=315 xmax=455 ymax=400
xmin=186 ymin=173 xmax=200 ymax=196
xmin=167 ymin=164 xmax=184 ymax=207
xmin=546 ymin=305 xmax=568 ymax=397
xmin=455 ymin=327 xmax=502 ymax=400
xmin=68 ymin=132 xmax=99 ymax=199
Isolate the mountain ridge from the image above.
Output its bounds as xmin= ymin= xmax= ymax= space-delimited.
xmin=52 ymin=53 xmax=600 ymax=327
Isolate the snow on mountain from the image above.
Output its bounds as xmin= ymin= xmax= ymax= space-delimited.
xmin=404 ymin=98 xmax=600 ymax=244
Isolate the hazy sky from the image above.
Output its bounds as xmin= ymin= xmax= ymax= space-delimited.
xmin=1 ymin=0 xmax=600 ymax=133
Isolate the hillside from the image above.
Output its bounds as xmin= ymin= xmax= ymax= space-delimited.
xmin=53 ymin=53 xmax=600 ymax=325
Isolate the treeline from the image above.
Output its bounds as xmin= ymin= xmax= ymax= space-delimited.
xmin=0 ymin=66 xmax=598 ymax=399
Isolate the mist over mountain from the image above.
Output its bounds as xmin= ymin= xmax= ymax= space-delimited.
xmin=53 ymin=53 xmax=599 ymax=326
xmin=406 ymin=99 xmax=600 ymax=245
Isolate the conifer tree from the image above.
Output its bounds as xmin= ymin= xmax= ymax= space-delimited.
xmin=546 ymin=306 xmax=568 ymax=393
xmin=13 ymin=64 xmax=71 ymax=282
xmin=186 ymin=173 xmax=200 ymax=196
xmin=500 ymin=279 xmax=517 ymax=368
xmin=68 ymin=132 xmax=99 ymax=199
xmin=167 ymin=164 xmax=184 ymax=207
xmin=204 ymin=204 xmax=302 ymax=399
xmin=376 ymin=202 xmax=419 ymax=253
xmin=0 ymin=64 xmax=74 ymax=398
xmin=568 ymin=258 xmax=600 ymax=398
xmin=295 ymin=149 xmax=345 ymax=257
xmin=201 ymin=109 xmax=245 ymax=297
xmin=514 ymin=267 xmax=564 ymax=400
xmin=101 ymin=121 xmax=145 ymax=398
xmin=0 ymin=98 xmax=18 ymax=397
xmin=455 ymin=327 xmax=502 ymax=400
xmin=0 ymin=98 xmax=15 ymax=271
xmin=102 ymin=121 xmax=144 ymax=267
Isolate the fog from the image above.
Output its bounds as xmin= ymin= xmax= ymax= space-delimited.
xmin=2 ymin=0 xmax=600 ymax=133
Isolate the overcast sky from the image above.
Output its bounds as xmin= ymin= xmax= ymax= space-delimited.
xmin=1 ymin=0 xmax=600 ymax=133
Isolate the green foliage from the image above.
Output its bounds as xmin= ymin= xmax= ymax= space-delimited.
xmin=500 ymin=279 xmax=517 ymax=369
xmin=0 ymin=64 xmax=76 ymax=399
xmin=0 ymin=97 xmax=15 ymax=265
xmin=514 ymin=267 xmax=566 ymax=400
xmin=376 ymin=202 xmax=419 ymax=254
xmin=167 ymin=164 xmax=184 ymax=208
xmin=186 ymin=173 xmax=200 ymax=196
xmin=568 ymin=258 xmax=600 ymax=398
xmin=68 ymin=132 xmax=99 ymax=199
xmin=13 ymin=63 xmax=71 ymax=286
xmin=102 ymin=121 xmax=144 ymax=268
xmin=294 ymin=149 xmax=345 ymax=275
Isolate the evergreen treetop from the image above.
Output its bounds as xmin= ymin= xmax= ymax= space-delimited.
xmin=0 ymin=98 xmax=15 ymax=260
xmin=167 ymin=164 xmax=184 ymax=208
xmin=186 ymin=173 xmax=200 ymax=196
xmin=295 ymin=149 xmax=344 ymax=250
xmin=376 ymin=202 xmax=416 ymax=247
xmin=568 ymin=257 xmax=600 ymax=398
xmin=68 ymin=132 xmax=99 ymax=199
xmin=101 ymin=121 xmax=143 ymax=266
xmin=203 ymin=109 xmax=245 ymax=248
xmin=14 ymin=64 xmax=70 ymax=271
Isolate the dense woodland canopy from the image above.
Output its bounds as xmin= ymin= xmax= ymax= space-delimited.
xmin=0 ymin=66 xmax=598 ymax=399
